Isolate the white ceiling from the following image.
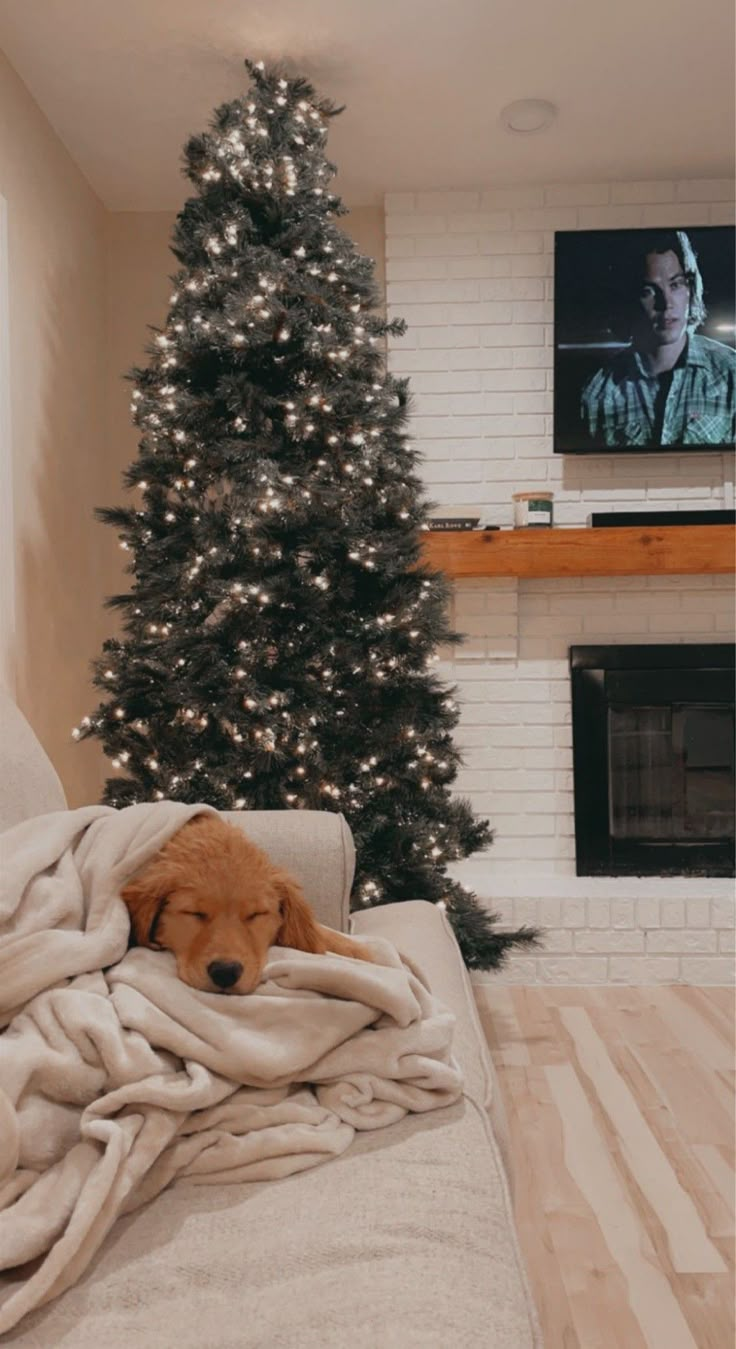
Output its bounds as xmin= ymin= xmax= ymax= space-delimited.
xmin=0 ymin=0 xmax=734 ymax=211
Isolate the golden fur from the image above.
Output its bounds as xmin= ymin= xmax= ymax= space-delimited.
xmin=121 ymin=813 xmax=375 ymax=995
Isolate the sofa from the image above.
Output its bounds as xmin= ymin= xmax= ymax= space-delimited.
xmin=0 ymin=695 xmax=541 ymax=1348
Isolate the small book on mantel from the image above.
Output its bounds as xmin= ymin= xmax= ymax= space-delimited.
xmin=426 ymin=516 xmax=480 ymax=531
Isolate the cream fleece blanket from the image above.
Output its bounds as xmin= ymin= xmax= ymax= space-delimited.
xmin=0 ymin=803 xmax=461 ymax=1336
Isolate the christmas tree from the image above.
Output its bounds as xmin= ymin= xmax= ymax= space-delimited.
xmin=77 ymin=59 xmax=537 ymax=969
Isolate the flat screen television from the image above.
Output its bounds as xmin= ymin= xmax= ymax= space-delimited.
xmin=554 ymin=225 xmax=735 ymax=454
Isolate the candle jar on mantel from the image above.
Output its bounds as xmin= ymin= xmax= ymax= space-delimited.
xmin=512 ymin=491 xmax=554 ymax=529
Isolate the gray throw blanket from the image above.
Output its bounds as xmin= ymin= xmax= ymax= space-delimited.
xmin=0 ymin=803 xmax=462 ymax=1335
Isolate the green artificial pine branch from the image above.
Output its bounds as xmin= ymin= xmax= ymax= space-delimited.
xmin=77 ymin=57 xmax=540 ymax=969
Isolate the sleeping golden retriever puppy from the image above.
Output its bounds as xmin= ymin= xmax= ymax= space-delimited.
xmin=121 ymin=813 xmax=376 ymax=995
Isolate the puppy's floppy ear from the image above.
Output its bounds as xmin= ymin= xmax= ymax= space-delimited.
xmin=273 ymin=870 xmax=327 ymax=955
xmin=120 ymin=859 xmax=177 ymax=949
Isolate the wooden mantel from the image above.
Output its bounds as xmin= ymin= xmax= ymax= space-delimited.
xmin=421 ymin=524 xmax=736 ymax=580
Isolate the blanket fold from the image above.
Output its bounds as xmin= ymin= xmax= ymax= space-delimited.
xmin=0 ymin=804 xmax=461 ymax=1336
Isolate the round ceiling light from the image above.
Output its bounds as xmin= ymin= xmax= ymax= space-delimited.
xmin=500 ymin=99 xmax=558 ymax=134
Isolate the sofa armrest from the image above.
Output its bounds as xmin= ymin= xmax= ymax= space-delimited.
xmin=0 ymin=694 xmax=68 ymax=832
xmin=219 ymin=810 xmax=355 ymax=932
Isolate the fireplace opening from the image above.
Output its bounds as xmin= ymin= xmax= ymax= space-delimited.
xmin=570 ymin=645 xmax=735 ymax=877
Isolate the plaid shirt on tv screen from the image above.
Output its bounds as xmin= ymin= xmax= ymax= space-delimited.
xmin=581 ymin=334 xmax=736 ymax=449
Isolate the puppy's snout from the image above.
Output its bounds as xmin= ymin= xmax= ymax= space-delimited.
xmin=207 ymin=960 xmax=244 ymax=991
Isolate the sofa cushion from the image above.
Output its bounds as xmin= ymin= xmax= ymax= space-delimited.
xmin=8 ymin=1102 xmax=539 ymax=1348
xmin=351 ymin=900 xmax=513 ymax=1179
xmin=6 ymin=901 xmax=540 ymax=1348
xmin=221 ymin=808 xmax=354 ymax=931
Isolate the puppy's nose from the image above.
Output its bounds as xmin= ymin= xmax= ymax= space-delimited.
xmin=207 ymin=960 xmax=244 ymax=990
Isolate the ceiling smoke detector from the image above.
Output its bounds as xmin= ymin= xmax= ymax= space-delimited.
xmin=500 ymin=99 xmax=558 ymax=134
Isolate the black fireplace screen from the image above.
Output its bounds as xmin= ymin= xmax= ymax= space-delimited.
xmin=571 ymin=646 xmax=735 ymax=876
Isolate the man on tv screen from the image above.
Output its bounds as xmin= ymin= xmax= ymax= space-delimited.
xmin=580 ymin=230 xmax=736 ymax=449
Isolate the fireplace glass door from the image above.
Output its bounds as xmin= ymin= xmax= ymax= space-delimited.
xmin=571 ymin=646 xmax=735 ymax=876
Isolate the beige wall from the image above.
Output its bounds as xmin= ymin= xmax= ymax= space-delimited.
xmin=0 ymin=51 xmax=111 ymax=805
xmin=346 ymin=205 xmax=386 ymax=299
xmin=105 ymin=212 xmax=175 ymax=520
xmin=0 ymin=51 xmax=387 ymax=810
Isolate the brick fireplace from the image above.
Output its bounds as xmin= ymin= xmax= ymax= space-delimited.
xmin=385 ymin=176 xmax=736 ymax=983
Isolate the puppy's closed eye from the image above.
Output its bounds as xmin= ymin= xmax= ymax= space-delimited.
xmin=183 ymin=911 xmax=209 ymax=922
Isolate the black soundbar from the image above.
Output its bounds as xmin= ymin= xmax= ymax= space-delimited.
xmin=589 ymin=510 xmax=735 ymax=528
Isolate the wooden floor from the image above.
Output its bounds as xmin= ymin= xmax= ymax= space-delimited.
xmin=474 ymin=986 xmax=735 ymax=1349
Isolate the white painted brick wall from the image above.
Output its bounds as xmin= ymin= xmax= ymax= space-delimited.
xmin=385 ymin=178 xmax=736 ymax=985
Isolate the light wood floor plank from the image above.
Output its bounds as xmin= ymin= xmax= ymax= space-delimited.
xmin=674 ymin=1273 xmax=735 ymax=1349
xmin=474 ymin=986 xmax=531 ymax=1068
xmin=517 ymin=1060 xmax=645 ymax=1349
xmin=592 ymin=1029 xmax=735 ymax=1248
xmin=672 ymin=986 xmax=735 ymax=1046
xmin=658 ymin=987 xmax=734 ymax=1072
xmin=476 ymin=986 xmax=735 ymax=1349
xmin=495 ymin=1062 xmax=584 ymax=1349
xmin=635 ymin=989 xmax=733 ymax=1114
xmin=511 ymin=987 xmax=569 ymax=1066
xmin=600 ymin=997 xmax=733 ymax=1147
xmin=558 ymin=1005 xmax=726 ymax=1273
xmin=546 ymin=1062 xmax=700 ymax=1349
xmin=703 ymin=987 xmax=736 ymax=1017
xmin=693 ymin=1143 xmax=735 ymax=1217
xmin=589 ymin=996 xmax=736 ymax=1266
